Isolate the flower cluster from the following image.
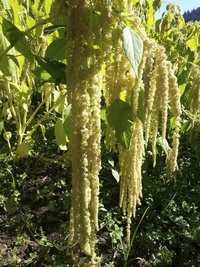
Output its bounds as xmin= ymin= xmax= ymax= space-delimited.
xmin=66 ymin=0 xmax=103 ymax=263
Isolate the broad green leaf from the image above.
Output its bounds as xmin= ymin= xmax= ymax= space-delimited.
xmin=157 ymin=137 xmax=170 ymax=155
xmin=10 ymin=82 xmax=21 ymax=93
xmin=43 ymin=0 xmax=53 ymax=15
xmin=10 ymin=0 xmax=20 ymax=25
xmin=26 ymin=16 xmax=36 ymax=35
xmin=2 ymin=16 xmax=34 ymax=63
xmin=31 ymin=67 xmax=54 ymax=82
xmin=16 ymin=92 xmax=31 ymax=111
xmin=186 ymin=34 xmax=198 ymax=52
xmin=6 ymin=196 xmax=18 ymax=214
xmin=106 ymin=99 xmax=133 ymax=150
xmin=168 ymin=117 xmax=176 ymax=139
xmin=32 ymin=0 xmax=45 ymax=17
xmin=17 ymin=142 xmax=29 ymax=158
xmin=62 ymin=104 xmax=72 ymax=142
xmin=100 ymin=109 xmax=106 ymax=121
xmin=25 ymin=135 xmax=34 ymax=150
xmin=181 ymin=83 xmax=191 ymax=108
xmin=44 ymin=25 xmax=66 ymax=35
xmin=34 ymin=55 xmax=66 ymax=84
xmin=54 ymin=90 xmax=66 ymax=114
xmin=180 ymin=120 xmax=191 ymax=142
xmin=7 ymin=54 xmax=19 ymax=68
xmin=1 ymin=0 xmax=10 ymax=9
xmin=111 ymin=168 xmax=120 ymax=183
xmin=153 ymin=0 xmax=161 ymax=11
xmin=55 ymin=118 xmax=67 ymax=149
xmin=122 ymin=27 xmax=143 ymax=77
xmin=45 ymin=38 xmax=68 ymax=60
xmin=0 ymin=31 xmax=16 ymax=79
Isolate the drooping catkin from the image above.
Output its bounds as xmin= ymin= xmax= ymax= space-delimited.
xmin=66 ymin=1 xmax=103 ymax=262
xmin=152 ymin=45 xmax=169 ymax=155
xmin=166 ymin=61 xmax=181 ymax=173
xmin=119 ymin=118 xmax=144 ymax=245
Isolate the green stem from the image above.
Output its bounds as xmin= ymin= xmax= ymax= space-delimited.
xmin=25 ymin=87 xmax=53 ymax=128
xmin=4 ymin=77 xmax=19 ymax=130
xmin=3 ymin=127 xmax=14 ymax=158
xmin=28 ymin=94 xmax=65 ymax=136
xmin=123 ymin=206 xmax=149 ymax=267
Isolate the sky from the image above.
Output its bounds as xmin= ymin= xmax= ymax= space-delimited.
xmin=156 ymin=0 xmax=200 ymax=19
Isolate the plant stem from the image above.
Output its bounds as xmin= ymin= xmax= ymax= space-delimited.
xmin=124 ymin=206 xmax=149 ymax=267
xmin=28 ymin=94 xmax=66 ymax=136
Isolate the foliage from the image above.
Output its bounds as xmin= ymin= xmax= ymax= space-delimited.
xmin=0 ymin=0 xmax=200 ymax=266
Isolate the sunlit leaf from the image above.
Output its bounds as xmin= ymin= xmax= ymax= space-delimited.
xmin=55 ymin=117 xmax=67 ymax=150
xmin=122 ymin=27 xmax=143 ymax=77
xmin=17 ymin=142 xmax=29 ymax=158
xmin=62 ymin=104 xmax=72 ymax=142
xmin=45 ymin=38 xmax=67 ymax=60
xmin=0 ymin=31 xmax=16 ymax=79
xmin=34 ymin=55 xmax=66 ymax=84
xmin=2 ymin=15 xmax=34 ymax=63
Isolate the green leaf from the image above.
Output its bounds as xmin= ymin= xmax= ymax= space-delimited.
xmin=1 ymin=0 xmax=10 ymax=9
xmin=100 ymin=109 xmax=106 ymax=121
xmin=62 ymin=104 xmax=72 ymax=142
xmin=153 ymin=0 xmax=161 ymax=11
xmin=2 ymin=15 xmax=34 ymax=63
xmin=122 ymin=26 xmax=143 ymax=77
xmin=17 ymin=142 xmax=29 ymax=158
xmin=34 ymin=55 xmax=66 ymax=84
xmin=55 ymin=117 xmax=67 ymax=149
xmin=44 ymin=25 xmax=66 ymax=35
xmin=0 ymin=121 xmax=4 ymax=135
xmin=157 ymin=137 xmax=170 ymax=155
xmin=25 ymin=135 xmax=34 ymax=151
xmin=7 ymin=54 xmax=19 ymax=67
xmin=180 ymin=120 xmax=191 ymax=142
xmin=111 ymin=168 xmax=120 ymax=183
xmin=106 ymin=99 xmax=133 ymax=150
xmin=6 ymin=196 xmax=18 ymax=214
xmin=43 ymin=0 xmax=54 ymax=16
xmin=45 ymin=38 xmax=68 ymax=60
xmin=31 ymin=67 xmax=54 ymax=82
xmin=54 ymin=90 xmax=66 ymax=114
xmin=16 ymin=92 xmax=31 ymax=111
xmin=178 ymin=70 xmax=187 ymax=96
xmin=40 ymin=124 xmax=47 ymax=140
xmin=0 ymin=31 xmax=16 ymax=79
xmin=168 ymin=117 xmax=176 ymax=139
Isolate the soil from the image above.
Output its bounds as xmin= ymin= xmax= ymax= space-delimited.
xmin=0 ymin=155 xmax=123 ymax=267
